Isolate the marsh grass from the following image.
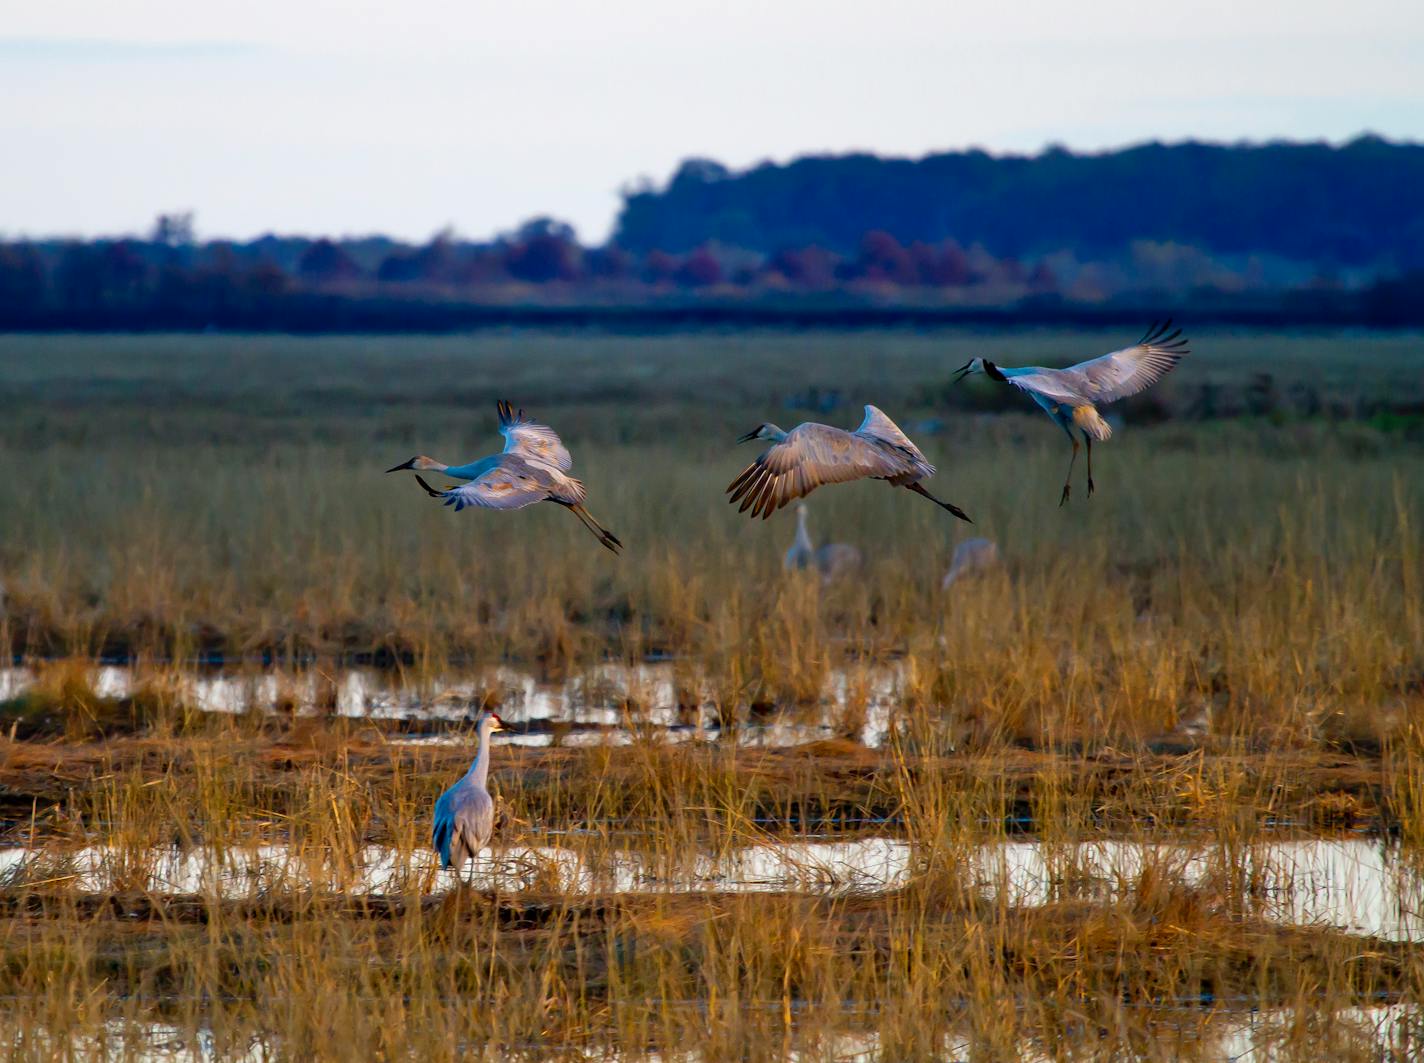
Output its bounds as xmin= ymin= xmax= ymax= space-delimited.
xmin=0 ymin=708 xmax=1421 ymax=1058
xmin=1 ymin=328 xmax=1422 ymax=1056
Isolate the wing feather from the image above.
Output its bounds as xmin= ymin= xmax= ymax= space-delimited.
xmin=432 ymin=789 xmax=456 ymax=867
xmin=497 ymin=399 xmax=574 ymax=472
xmin=854 ymin=405 xmax=934 ymax=472
xmin=726 ymin=422 xmax=922 ymax=519
xmin=1061 ymin=320 xmax=1190 ymax=404
xmin=435 ymin=457 xmax=551 ymax=511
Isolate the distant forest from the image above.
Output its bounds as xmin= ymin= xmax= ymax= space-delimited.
xmin=616 ymin=135 xmax=1424 ymax=266
xmin=2 ymin=136 xmax=1421 ymax=330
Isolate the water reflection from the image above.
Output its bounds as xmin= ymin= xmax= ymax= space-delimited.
xmin=6 ymin=1004 xmax=1417 ymax=1062
xmin=0 ymin=662 xmax=899 ymax=747
xmin=4 ymin=837 xmax=1419 ymax=941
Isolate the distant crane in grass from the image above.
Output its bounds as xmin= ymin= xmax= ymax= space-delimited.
xmin=785 ymin=503 xmax=864 ymax=582
xmin=729 ymin=405 xmax=973 ymax=523
xmin=941 ymin=537 xmax=999 ymax=590
xmin=432 ymin=711 xmax=507 ymax=881
xmin=953 ymin=321 xmax=1189 ymax=505
xmin=387 ymin=400 xmax=622 ymax=553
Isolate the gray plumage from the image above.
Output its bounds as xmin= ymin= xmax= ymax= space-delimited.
xmin=785 ymin=504 xmax=816 ymax=570
xmin=953 ymin=322 xmax=1189 ymax=504
xmin=785 ymin=503 xmax=864 ymax=582
xmin=941 ymin=537 xmax=999 ymax=589
xmin=432 ymin=712 xmax=506 ymax=874
xmin=730 ymin=405 xmax=972 ymax=524
xmin=815 ymin=543 xmax=864 ymax=582
xmin=994 ymin=324 xmax=1188 ymax=412
xmin=387 ymin=400 xmax=622 ymax=553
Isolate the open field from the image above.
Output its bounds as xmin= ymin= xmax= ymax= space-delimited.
xmin=1 ymin=328 xmax=1423 ymax=1058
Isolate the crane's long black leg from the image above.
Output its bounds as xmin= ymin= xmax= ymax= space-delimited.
xmin=1060 ymin=437 xmax=1080 ymax=507
xmin=575 ymin=503 xmax=623 ymax=554
xmin=1084 ymin=432 xmax=1095 ymax=498
xmin=905 ymin=481 xmax=973 ymax=524
xmin=555 ymin=500 xmax=623 ymax=554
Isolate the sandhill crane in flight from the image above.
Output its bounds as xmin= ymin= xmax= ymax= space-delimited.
xmin=728 ymin=405 xmax=972 ymax=523
xmin=387 ymin=400 xmax=622 ymax=553
xmin=432 ymin=711 xmax=507 ymax=881
xmin=785 ymin=503 xmax=864 ymax=582
xmin=953 ymin=321 xmax=1189 ymax=505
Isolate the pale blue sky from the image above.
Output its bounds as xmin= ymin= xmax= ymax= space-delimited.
xmin=2 ymin=0 xmax=1420 ymax=243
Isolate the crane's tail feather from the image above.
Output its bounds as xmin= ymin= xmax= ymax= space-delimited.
xmin=433 ymin=813 xmax=454 ymax=868
xmin=1072 ymin=405 xmax=1113 ymax=441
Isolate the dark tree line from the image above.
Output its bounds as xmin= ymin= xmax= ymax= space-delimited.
xmin=2 ymin=224 xmax=1421 ymax=329
xmin=614 ymin=135 xmax=1424 ymax=267
xmin=0 ymin=224 xmax=1059 ymax=317
xmin=3 ymin=132 xmax=1424 ymax=330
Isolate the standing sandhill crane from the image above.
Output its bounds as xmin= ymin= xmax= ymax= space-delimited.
xmin=729 ymin=406 xmax=973 ymax=523
xmin=785 ymin=503 xmax=864 ymax=582
xmin=941 ymin=537 xmax=999 ymax=589
xmin=387 ymin=400 xmax=622 ymax=553
xmin=953 ymin=322 xmax=1189 ymax=505
xmin=433 ymin=711 xmax=507 ymax=880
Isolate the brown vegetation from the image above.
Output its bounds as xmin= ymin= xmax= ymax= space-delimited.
xmin=0 ymin=330 xmax=1421 ymax=1056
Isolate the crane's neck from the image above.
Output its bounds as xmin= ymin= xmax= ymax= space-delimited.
xmin=762 ymin=424 xmax=788 ymax=443
xmin=466 ymin=725 xmax=494 ymax=788
xmin=441 ymin=455 xmax=497 ymax=482
xmin=794 ymin=508 xmax=813 ymax=551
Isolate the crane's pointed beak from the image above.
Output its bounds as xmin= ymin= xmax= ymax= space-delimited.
xmin=951 ymin=362 xmax=972 ymax=384
xmin=386 ymin=458 xmax=416 ymax=473
xmin=735 ymin=429 xmax=760 ymax=444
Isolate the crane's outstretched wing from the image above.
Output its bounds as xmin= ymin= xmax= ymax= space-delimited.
xmin=853 ymin=405 xmax=935 ymax=479
xmin=727 ymin=423 xmax=921 ymax=519
xmin=1061 ymin=321 xmax=1190 ymax=404
xmin=419 ymin=460 xmax=550 ymax=512
xmin=497 ymin=400 xmax=573 ymax=472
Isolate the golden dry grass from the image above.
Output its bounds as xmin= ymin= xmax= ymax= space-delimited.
xmin=1 ymin=328 xmax=1422 ymax=1057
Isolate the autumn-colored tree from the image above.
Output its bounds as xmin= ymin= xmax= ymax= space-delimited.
xmin=911 ymin=240 xmax=970 ymax=286
xmin=641 ymin=250 xmax=678 ymax=285
xmin=766 ymin=246 xmax=838 ymax=288
xmin=451 ymin=247 xmax=507 ymax=286
xmin=675 ymin=247 xmax=722 ymax=287
xmin=998 ymin=257 xmax=1026 ymax=285
xmin=1028 ymin=260 xmax=1059 ymax=292
xmin=847 ymin=231 xmax=915 ymax=284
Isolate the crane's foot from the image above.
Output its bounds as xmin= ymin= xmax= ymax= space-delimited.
xmin=1059 ymin=483 xmax=1071 ymax=507
xmin=1087 ymin=477 xmax=1095 ymax=498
